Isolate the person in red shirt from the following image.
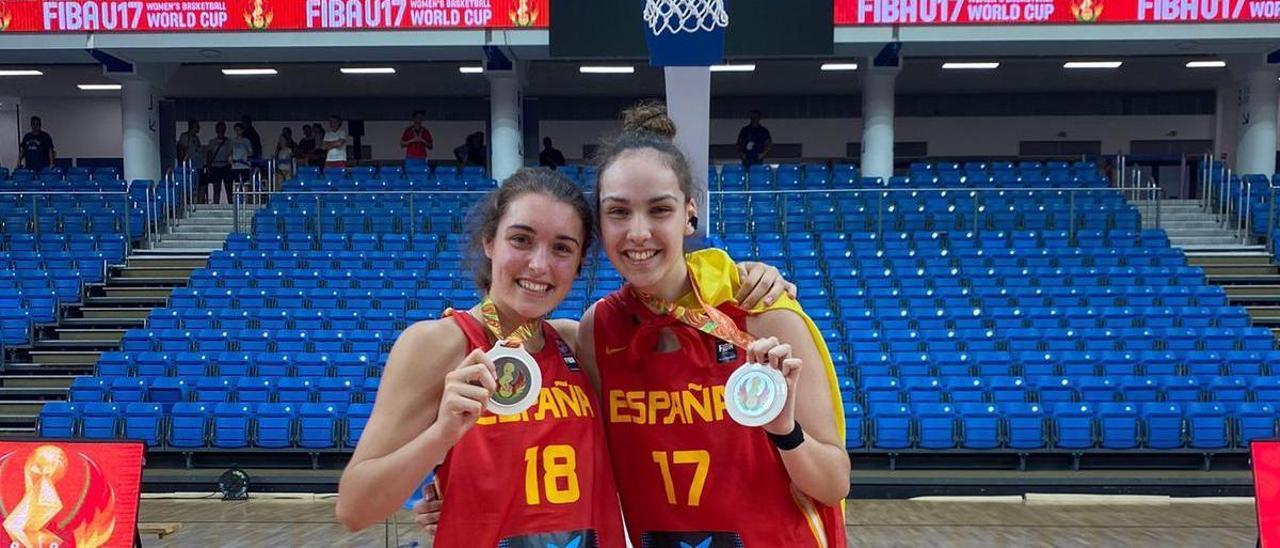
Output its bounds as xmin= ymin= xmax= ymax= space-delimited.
xmin=401 ymin=111 xmax=434 ymax=166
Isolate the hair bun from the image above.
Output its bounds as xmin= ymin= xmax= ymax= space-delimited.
xmin=621 ymin=100 xmax=677 ymax=139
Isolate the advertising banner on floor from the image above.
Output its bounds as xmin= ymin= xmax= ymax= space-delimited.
xmin=0 ymin=0 xmax=547 ymax=32
xmin=836 ymin=0 xmax=1280 ymax=25
xmin=0 ymin=439 xmax=145 ymax=548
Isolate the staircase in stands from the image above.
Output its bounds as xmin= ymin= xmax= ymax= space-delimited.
xmin=0 ymin=207 xmax=230 ymax=436
xmin=1159 ymin=200 xmax=1280 ymax=339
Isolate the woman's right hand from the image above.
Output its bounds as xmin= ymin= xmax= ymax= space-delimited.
xmin=429 ymin=349 xmax=497 ymax=446
xmin=411 ymin=482 xmax=442 ymax=538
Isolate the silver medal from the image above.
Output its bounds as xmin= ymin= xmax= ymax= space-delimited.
xmin=724 ymin=362 xmax=787 ymax=427
xmin=484 ymin=345 xmax=542 ymax=416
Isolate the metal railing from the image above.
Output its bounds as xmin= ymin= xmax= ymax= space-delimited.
xmin=0 ymin=184 xmax=137 ymax=254
xmin=231 ymin=188 xmax=489 ymax=237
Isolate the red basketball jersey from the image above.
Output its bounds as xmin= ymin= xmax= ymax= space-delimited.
xmin=594 ymin=287 xmax=846 ymax=548
xmin=433 ymin=312 xmax=626 ymax=548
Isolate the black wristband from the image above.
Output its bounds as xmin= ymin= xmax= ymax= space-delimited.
xmin=767 ymin=421 xmax=805 ymax=451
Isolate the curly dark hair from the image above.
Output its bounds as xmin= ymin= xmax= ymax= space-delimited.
xmin=465 ymin=168 xmax=594 ymax=292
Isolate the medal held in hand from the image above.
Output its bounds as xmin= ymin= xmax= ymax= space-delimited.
xmin=724 ymin=362 xmax=787 ymax=427
xmin=635 ymin=283 xmax=787 ymax=427
xmin=479 ymin=298 xmax=542 ymax=416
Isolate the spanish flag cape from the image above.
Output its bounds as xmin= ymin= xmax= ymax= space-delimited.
xmin=683 ymin=247 xmax=848 ymax=516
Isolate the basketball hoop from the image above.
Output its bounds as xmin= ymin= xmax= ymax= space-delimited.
xmin=642 ymin=0 xmax=729 ymax=67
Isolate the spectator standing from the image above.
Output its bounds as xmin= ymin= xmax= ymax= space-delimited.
xmin=204 ymin=122 xmax=232 ymax=204
xmin=227 ymin=123 xmax=254 ymax=203
xmin=736 ymin=109 xmax=773 ymax=167
xmin=19 ymin=116 xmax=55 ymax=171
xmin=241 ymin=114 xmax=263 ymax=160
xmin=538 ymin=137 xmax=566 ymax=170
xmin=322 ymin=115 xmax=349 ymax=168
xmin=177 ymin=121 xmax=203 ymax=191
xmin=401 ymin=110 xmax=434 ymax=166
xmin=274 ymin=127 xmax=297 ymax=190
xmin=296 ymin=125 xmax=316 ymax=168
xmin=453 ymin=131 xmax=486 ymax=168
xmin=308 ymin=123 xmax=327 ymax=166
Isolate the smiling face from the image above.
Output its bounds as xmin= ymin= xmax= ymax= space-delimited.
xmin=482 ymin=192 xmax=585 ymax=325
xmin=598 ymin=148 xmax=697 ymax=299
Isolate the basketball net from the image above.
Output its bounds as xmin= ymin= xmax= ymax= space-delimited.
xmin=643 ymin=0 xmax=728 ymax=36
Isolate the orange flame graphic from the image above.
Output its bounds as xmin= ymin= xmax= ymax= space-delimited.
xmin=1071 ymin=0 xmax=1103 ymax=22
xmin=244 ymin=0 xmax=274 ymax=30
xmin=0 ymin=2 xmax=12 ymax=32
xmin=509 ymin=0 xmax=538 ymax=27
xmin=71 ymin=492 xmax=115 ymax=548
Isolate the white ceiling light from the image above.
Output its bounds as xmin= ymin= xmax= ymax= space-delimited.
xmin=78 ymin=84 xmax=122 ymax=91
xmin=340 ymin=67 xmax=396 ymax=74
xmin=580 ymin=65 xmax=634 ymax=74
xmin=0 ymin=70 xmax=43 ymax=77
xmin=459 ymin=66 xmax=484 ymax=74
xmin=1185 ymin=60 xmax=1226 ymax=68
xmin=942 ymin=62 xmax=1000 ymax=70
xmin=820 ymin=63 xmax=859 ymax=71
xmin=710 ymin=64 xmax=756 ymax=72
xmin=221 ymin=68 xmax=278 ymax=76
xmin=1063 ymin=61 xmax=1122 ymax=69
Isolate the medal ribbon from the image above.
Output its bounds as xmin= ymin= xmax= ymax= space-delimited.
xmin=633 ymin=275 xmax=756 ymax=350
xmin=478 ymin=296 xmax=540 ymax=348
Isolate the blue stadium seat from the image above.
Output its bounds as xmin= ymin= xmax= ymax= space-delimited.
xmin=1141 ymin=402 xmax=1184 ymax=449
xmin=80 ymin=403 xmax=121 ymax=440
xmin=70 ymin=376 xmax=107 ymax=402
xmin=1002 ymin=403 xmax=1047 ymax=450
xmin=277 ymin=378 xmax=315 ymax=404
xmin=299 ymin=403 xmax=341 ymax=449
xmin=39 ymin=402 xmax=79 ymax=437
xmin=255 ymin=403 xmax=296 ymax=449
xmin=914 ymin=403 xmax=958 ymax=449
xmin=195 ymin=376 xmax=233 ymax=403
xmin=345 ymin=403 xmax=373 ymax=447
xmin=1097 ymin=402 xmax=1140 ymax=450
xmin=235 ymin=377 xmax=275 ymax=403
xmin=111 ymin=377 xmax=150 ymax=404
xmin=1236 ymin=402 xmax=1277 ymax=447
xmin=212 ymin=403 xmax=253 ymax=449
xmin=319 ymin=378 xmax=356 ymax=403
xmin=1186 ymin=402 xmax=1230 ymax=449
xmin=958 ymin=403 xmax=1001 ymax=449
xmin=845 ymin=403 xmax=864 ymax=449
xmin=123 ymin=403 xmax=164 ymax=446
xmin=1052 ymin=402 xmax=1095 ymax=450
xmin=870 ymin=403 xmax=912 ymax=450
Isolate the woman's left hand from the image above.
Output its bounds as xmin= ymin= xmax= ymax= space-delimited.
xmin=744 ymin=336 xmax=802 ymax=435
xmin=736 ymin=262 xmax=798 ymax=308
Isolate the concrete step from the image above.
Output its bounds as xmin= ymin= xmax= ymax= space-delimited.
xmin=1188 ymin=255 xmax=1276 ymax=266
xmin=1247 ymin=307 xmax=1280 ymax=321
xmin=54 ymin=328 xmax=127 ymax=343
xmin=163 ymin=231 xmax=231 ymax=241
xmin=3 ymin=363 xmax=96 ymax=376
xmin=150 ymin=241 xmax=226 ymax=252
xmin=1198 ymin=264 xmax=1279 ymax=276
xmin=1222 ymin=285 xmax=1280 ymax=297
xmin=0 ymin=387 xmax=68 ymax=401
xmin=0 ymin=401 xmax=46 ymax=416
xmin=31 ymin=339 xmax=121 ymax=351
xmin=102 ymin=286 xmax=174 ymax=299
xmin=1 ymin=376 xmax=76 ymax=389
xmin=77 ymin=307 xmax=155 ymax=320
xmin=58 ymin=317 xmax=146 ymax=329
xmin=118 ymin=266 xmax=197 ymax=279
xmin=27 ymin=350 xmax=101 ymax=366
xmin=126 ymin=256 xmax=208 ymax=269
xmin=172 ymin=225 xmax=236 ymax=234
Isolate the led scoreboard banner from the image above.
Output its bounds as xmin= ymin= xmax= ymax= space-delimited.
xmin=0 ymin=0 xmax=546 ymax=32
xmin=836 ymin=0 xmax=1280 ymax=24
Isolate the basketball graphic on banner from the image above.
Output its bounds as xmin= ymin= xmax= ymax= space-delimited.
xmin=0 ymin=441 xmax=144 ymax=548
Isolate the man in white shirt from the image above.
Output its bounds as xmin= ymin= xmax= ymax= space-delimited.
xmin=322 ymin=114 xmax=349 ymax=168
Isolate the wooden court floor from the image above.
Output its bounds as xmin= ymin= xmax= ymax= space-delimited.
xmin=136 ymin=497 xmax=1258 ymax=547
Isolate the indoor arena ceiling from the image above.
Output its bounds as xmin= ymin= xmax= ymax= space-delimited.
xmin=0 ymin=57 xmax=1248 ymax=99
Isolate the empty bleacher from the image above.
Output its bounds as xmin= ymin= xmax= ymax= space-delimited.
xmin=35 ymin=159 xmax=1280 ymax=472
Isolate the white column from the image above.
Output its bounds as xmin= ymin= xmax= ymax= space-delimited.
xmin=488 ymin=70 xmax=523 ymax=182
xmin=1235 ymin=67 xmax=1279 ymax=176
xmin=121 ymin=79 xmax=161 ymax=182
xmin=664 ymin=66 xmax=712 ymax=239
xmin=861 ymin=63 xmax=898 ymax=182
xmin=0 ymin=96 xmax=18 ymax=169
